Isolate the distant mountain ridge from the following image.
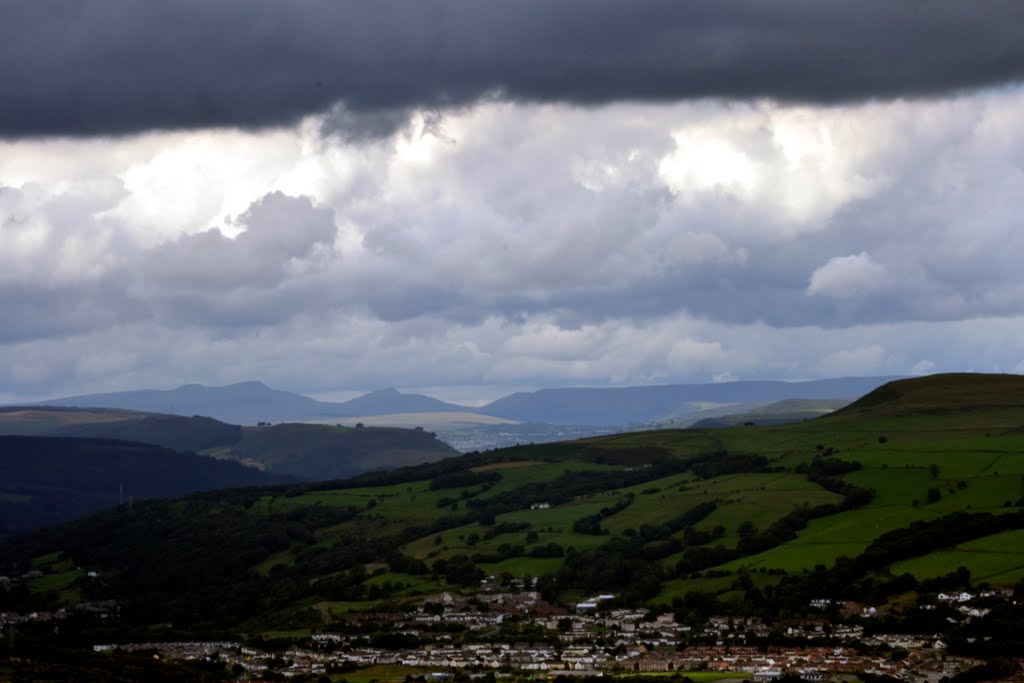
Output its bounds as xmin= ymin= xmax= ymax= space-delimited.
xmin=37 ymin=381 xmax=330 ymax=425
xmin=26 ymin=376 xmax=902 ymax=427
xmin=35 ymin=381 xmax=467 ymax=425
xmin=477 ymin=376 xmax=901 ymax=425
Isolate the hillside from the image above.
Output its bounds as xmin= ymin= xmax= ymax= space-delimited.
xmin=223 ymin=423 xmax=459 ymax=479
xmin=2 ymin=373 xmax=1023 ymax=641
xmin=0 ymin=406 xmax=149 ymax=434
xmin=0 ymin=408 xmax=243 ymax=453
xmin=54 ymin=413 xmax=243 ymax=453
xmin=837 ymin=372 xmax=1024 ymax=416
xmin=0 ymin=407 xmax=459 ymax=481
xmin=0 ymin=435 xmax=291 ymax=535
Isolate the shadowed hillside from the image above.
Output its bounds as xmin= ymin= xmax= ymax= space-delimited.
xmin=0 ymin=407 xmax=460 ymax=481
xmin=53 ymin=414 xmax=242 ymax=453
xmin=0 ymin=436 xmax=291 ymax=535
xmin=225 ymin=423 xmax=459 ymax=479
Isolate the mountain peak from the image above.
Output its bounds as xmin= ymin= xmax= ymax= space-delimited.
xmin=226 ymin=380 xmax=271 ymax=390
xmin=366 ymin=388 xmax=401 ymax=397
xmin=334 ymin=388 xmax=466 ymax=416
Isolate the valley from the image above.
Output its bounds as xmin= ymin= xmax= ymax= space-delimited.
xmin=3 ymin=374 xmax=1024 ymax=682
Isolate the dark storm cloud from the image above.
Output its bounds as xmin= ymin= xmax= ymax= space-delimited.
xmin=2 ymin=0 xmax=1024 ymax=137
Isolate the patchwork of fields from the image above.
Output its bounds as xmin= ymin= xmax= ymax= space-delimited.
xmin=239 ymin=379 xmax=1024 ymax=609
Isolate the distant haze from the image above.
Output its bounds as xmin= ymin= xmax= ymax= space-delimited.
xmin=27 ymin=376 xmax=899 ymax=428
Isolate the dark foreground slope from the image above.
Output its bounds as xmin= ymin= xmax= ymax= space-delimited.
xmin=0 ymin=436 xmax=291 ymax=535
xmin=2 ymin=373 xmax=1023 ymax=641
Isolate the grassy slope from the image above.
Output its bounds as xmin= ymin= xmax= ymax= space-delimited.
xmin=675 ymin=375 xmax=1024 ymax=592
xmin=5 ymin=373 xmax=1024 ymax=629
xmin=250 ymin=374 xmax=1024 ymax=604
xmin=890 ymin=528 xmax=1024 ymax=585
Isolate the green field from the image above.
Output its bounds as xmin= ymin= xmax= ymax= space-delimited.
xmin=25 ymin=552 xmax=84 ymax=603
xmin=890 ymin=528 xmax=1024 ymax=584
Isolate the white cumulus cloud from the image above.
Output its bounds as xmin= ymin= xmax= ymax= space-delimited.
xmin=807 ymin=252 xmax=888 ymax=299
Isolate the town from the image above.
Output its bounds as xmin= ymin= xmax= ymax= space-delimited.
xmin=5 ymin=579 xmax=1010 ymax=682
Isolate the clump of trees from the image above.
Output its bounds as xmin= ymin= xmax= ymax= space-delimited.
xmin=572 ymin=495 xmax=634 ymax=535
xmin=429 ymin=470 xmax=501 ymax=490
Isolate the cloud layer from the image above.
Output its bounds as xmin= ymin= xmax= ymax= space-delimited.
xmin=4 ymin=2 xmax=1024 ymax=401
xmin=2 ymin=1 xmax=1024 ymax=137
xmin=2 ymin=83 xmax=1024 ymax=400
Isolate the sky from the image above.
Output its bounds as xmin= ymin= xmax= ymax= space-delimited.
xmin=2 ymin=1 xmax=1024 ymax=404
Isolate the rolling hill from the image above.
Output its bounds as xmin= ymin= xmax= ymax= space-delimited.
xmin=838 ymin=371 xmax=1024 ymax=416
xmin=0 ymin=407 xmax=459 ymax=481
xmin=219 ymin=423 xmax=459 ymax=480
xmin=35 ymin=381 xmax=332 ymax=425
xmin=3 ymin=373 xmax=1023 ymax=640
